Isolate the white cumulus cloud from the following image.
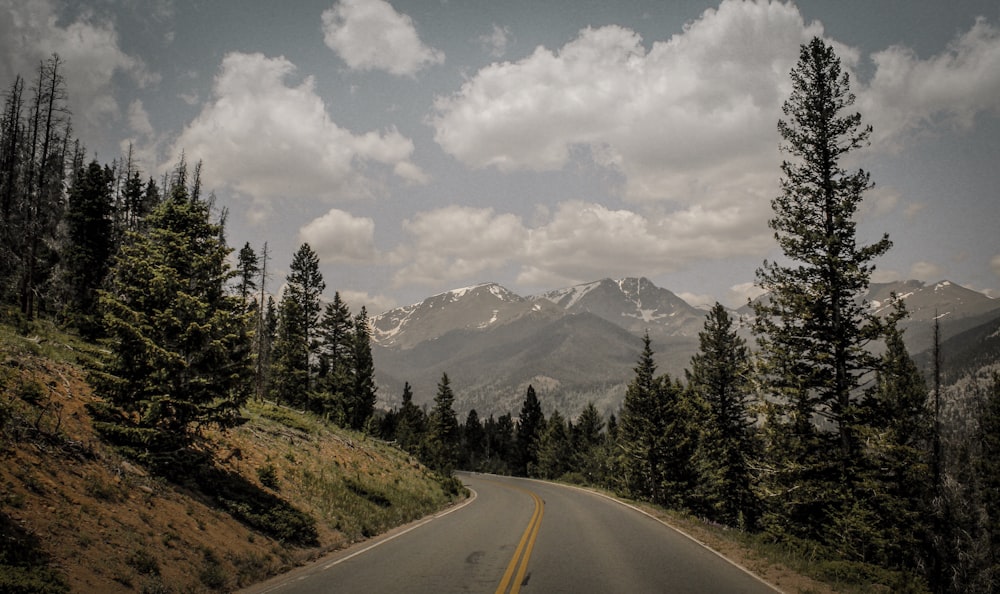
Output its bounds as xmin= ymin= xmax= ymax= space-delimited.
xmin=860 ymin=17 xmax=1000 ymax=147
xmin=299 ymin=208 xmax=377 ymax=263
xmin=171 ymin=52 xmax=427 ymax=212
xmin=322 ymin=0 xmax=444 ymax=76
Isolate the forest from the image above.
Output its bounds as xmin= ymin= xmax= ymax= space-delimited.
xmin=2 ymin=42 xmax=998 ymax=593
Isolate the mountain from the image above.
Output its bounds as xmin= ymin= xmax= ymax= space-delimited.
xmin=370 ymin=277 xmax=1000 ymax=420
xmin=534 ymin=277 xmax=706 ymax=339
xmin=371 ymin=283 xmax=563 ymax=349
xmin=371 ymin=278 xmax=702 ymax=418
xmin=868 ymin=280 xmax=1000 ymax=355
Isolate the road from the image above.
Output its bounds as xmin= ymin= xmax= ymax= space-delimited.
xmin=244 ymin=473 xmax=779 ymax=593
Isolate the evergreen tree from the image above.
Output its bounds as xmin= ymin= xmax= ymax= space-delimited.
xmin=515 ymin=385 xmax=545 ymax=476
xmin=235 ymin=242 xmax=259 ymax=307
xmin=90 ymin=163 xmax=252 ymax=472
xmin=687 ymin=303 xmax=758 ymax=528
xmin=847 ymin=320 xmax=932 ymax=570
xmin=461 ymin=409 xmax=485 ymax=470
xmin=58 ymin=159 xmax=114 ymax=336
xmin=425 ymin=373 xmax=460 ymax=473
xmin=977 ymin=372 xmax=1000 ymax=589
xmin=535 ymin=410 xmax=571 ymax=479
xmin=315 ymin=292 xmax=353 ymax=419
xmin=347 ymin=306 xmax=376 ymax=431
xmin=618 ymin=333 xmax=661 ymax=499
xmin=484 ymin=413 xmax=515 ymax=474
xmin=572 ymin=402 xmax=606 ymax=484
xmin=393 ymin=382 xmax=426 ymax=454
xmin=269 ymin=244 xmax=324 ymax=405
xmin=753 ymin=37 xmax=892 ymax=544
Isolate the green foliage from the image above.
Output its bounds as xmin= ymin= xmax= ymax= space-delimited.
xmin=753 ymin=36 xmax=894 ymax=549
xmin=424 ymin=373 xmax=460 ymax=473
xmin=515 ymin=385 xmax=545 ymax=476
xmin=90 ymin=162 xmax=253 ymax=472
xmin=257 ymin=464 xmax=279 ymax=490
xmin=687 ymin=303 xmax=759 ymax=528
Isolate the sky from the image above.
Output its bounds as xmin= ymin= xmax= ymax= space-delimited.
xmin=2 ymin=0 xmax=999 ymax=313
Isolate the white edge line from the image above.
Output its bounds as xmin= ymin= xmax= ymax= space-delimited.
xmin=322 ymin=487 xmax=478 ymax=570
xmin=251 ymin=488 xmax=478 ymax=593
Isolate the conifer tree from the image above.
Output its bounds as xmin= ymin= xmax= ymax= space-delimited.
xmin=235 ymin=242 xmax=259 ymax=307
xmin=618 ymin=333 xmax=660 ymax=499
xmin=315 ymin=292 xmax=353 ymax=418
xmin=270 ymin=244 xmax=324 ymax=406
xmin=348 ymin=306 xmax=376 ymax=431
xmin=90 ymin=163 xmax=252 ymax=471
xmin=425 ymin=373 xmax=460 ymax=473
xmin=461 ymin=409 xmax=485 ymax=470
xmin=58 ymin=159 xmax=114 ymax=336
xmin=753 ymin=36 xmax=892 ymax=543
xmin=687 ymin=303 xmax=758 ymax=528
xmin=849 ymin=320 xmax=932 ymax=569
xmin=393 ymin=382 xmax=426 ymax=454
xmin=515 ymin=385 xmax=545 ymax=476
xmin=535 ymin=410 xmax=571 ymax=479
xmin=572 ymin=402 xmax=606 ymax=484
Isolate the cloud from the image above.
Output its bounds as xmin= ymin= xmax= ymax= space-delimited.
xmin=518 ymin=201 xmax=772 ymax=287
xmin=339 ymin=290 xmax=397 ymax=315
xmin=431 ymin=0 xmax=821 ymax=209
xmin=860 ymin=18 xmax=1000 ymax=147
xmin=0 ymin=0 xmax=156 ymax=146
xmin=479 ymin=24 xmax=512 ymax=58
xmin=299 ymin=208 xmax=377 ymax=263
xmin=728 ymin=282 xmax=767 ymax=306
xmin=391 ymin=206 xmax=527 ymax=286
xmin=322 ymin=0 xmax=444 ymax=76
xmin=170 ymin=52 xmax=427 ymax=211
xmin=910 ymin=260 xmax=945 ymax=281
xmin=390 ymin=200 xmax=771 ymax=290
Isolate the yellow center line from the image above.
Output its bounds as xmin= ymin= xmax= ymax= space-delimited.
xmin=495 ymin=484 xmax=545 ymax=594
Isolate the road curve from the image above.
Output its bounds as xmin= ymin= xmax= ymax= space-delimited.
xmin=242 ymin=473 xmax=779 ymax=594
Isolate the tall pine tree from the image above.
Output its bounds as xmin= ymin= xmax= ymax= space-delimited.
xmin=753 ymin=36 xmax=892 ymax=544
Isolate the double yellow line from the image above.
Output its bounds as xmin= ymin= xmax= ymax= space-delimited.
xmin=495 ymin=485 xmax=545 ymax=594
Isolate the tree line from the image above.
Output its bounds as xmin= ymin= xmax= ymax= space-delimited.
xmin=3 ymin=42 xmax=999 ymax=592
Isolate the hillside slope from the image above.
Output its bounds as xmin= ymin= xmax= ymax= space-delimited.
xmin=0 ymin=320 xmax=462 ymax=593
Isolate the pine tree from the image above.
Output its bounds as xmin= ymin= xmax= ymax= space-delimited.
xmin=90 ymin=162 xmax=252 ymax=472
xmin=315 ymin=292 xmax=353 ymax=418
xmin=393 ymin=382 xmax=426 ymax=454
xmin=515 ymin=385 xmax=545 ymax=476
xmin=535 ymin=410 xmax=571 ymax=479
xmin=618 ymin=333 xmax=660 ymax=499
xmin=270 ymin=244 xmax=325 ymax=406
xmin=687 ymin=303 xmax=758 ymax=528
xmin=58 ymin=159 xmax=114 ymax=336
xmin=425 ymin=373 xmax=460 ymax=473
xmin=461 ymin=409 xmax=485 ymax=470
xmin=977 ymin=372 xmax=1000 ymax=588
xmin=753 ymin=37 xmax=892 ymax=544
xmin=572 ymin=402 xmax=606 ymax=484
xmin=235 ymin=242 xmax=259 ymax=307
xmin=848 ymin=320 xmax=932 ymax=569
xmin=347 ymin=306 xmax=376 ymax=431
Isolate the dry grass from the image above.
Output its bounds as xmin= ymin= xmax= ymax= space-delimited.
xmin=0 ymin=316 xmax=462 ymax=593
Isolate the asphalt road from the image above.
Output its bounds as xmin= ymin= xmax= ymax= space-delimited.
xmin=243 ymin=473 xmax=779 ymax=593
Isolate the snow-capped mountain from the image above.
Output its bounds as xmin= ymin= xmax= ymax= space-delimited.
xmin=369 ymin=277 xmax=999 ymax=419
xmin=371 ymin=282 xmax=562 ymax=349
xmin=533 ymin=277 xmax=706 ymax=338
